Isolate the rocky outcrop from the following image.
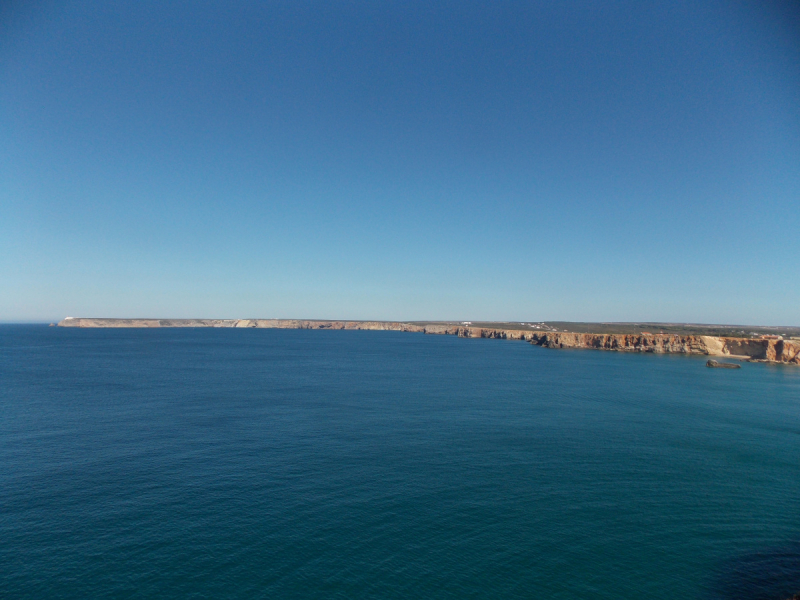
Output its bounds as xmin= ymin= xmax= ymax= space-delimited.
xmin=706 ymin=360 xmax=741 ymax=369
xmin=57 ymin=318 xmax=800 ymax=366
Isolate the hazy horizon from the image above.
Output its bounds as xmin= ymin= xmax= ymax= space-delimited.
xmin=5 ymin=318 xmax=799 ymax=330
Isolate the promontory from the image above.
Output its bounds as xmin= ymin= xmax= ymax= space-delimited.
xmin=57 ymin=318 xmax=800 ymax=366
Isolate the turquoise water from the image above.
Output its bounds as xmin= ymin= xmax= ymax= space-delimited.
xmin=1 ymin=326 xmax=799 ymax=599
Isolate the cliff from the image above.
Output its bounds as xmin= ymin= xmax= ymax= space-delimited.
xmin=522 ymin=331 xmax=799 ymax=365
xmin=57 ymin=318 xmax=800 ymax=365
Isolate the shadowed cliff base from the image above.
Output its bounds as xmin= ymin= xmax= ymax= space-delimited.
xmin=57 ymin=319 xmax=800 ymax=366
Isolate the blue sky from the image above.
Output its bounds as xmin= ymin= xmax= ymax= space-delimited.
xmin=1 ymin=1 xmax=798 ymax=323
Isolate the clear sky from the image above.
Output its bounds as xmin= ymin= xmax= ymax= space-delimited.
xmin=1 ymin=1 xmax=798 ymax=324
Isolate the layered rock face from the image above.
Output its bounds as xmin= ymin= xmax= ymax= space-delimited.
xmin=57 ymin=319 xmax=800 ymax=365
xmin=523 ymin=331 xmax=799 ymax=364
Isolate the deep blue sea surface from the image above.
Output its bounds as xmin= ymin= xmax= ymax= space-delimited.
xmin=2 ymin=325 xmax=799 ymax=599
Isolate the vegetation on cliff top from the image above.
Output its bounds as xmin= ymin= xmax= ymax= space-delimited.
xmin=410 ymin=321 xmax=800 ymax=338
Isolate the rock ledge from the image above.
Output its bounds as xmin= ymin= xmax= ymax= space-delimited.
xmin=706 ymin=360 xmax=741 ymax=369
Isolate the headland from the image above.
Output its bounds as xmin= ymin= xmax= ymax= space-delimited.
xmin=57 ymin=318 xmax=800 ymax=366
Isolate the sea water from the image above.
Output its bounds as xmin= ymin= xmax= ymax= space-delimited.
xmin=1 ymin=325 xmax=799 ymax=599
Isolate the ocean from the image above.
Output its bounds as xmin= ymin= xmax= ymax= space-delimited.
xmin=2 ymin=325 xmax=799 ymax=599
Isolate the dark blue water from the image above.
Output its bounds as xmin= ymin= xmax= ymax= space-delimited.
xmin=2 ymin=326 xmax=799 ymax=599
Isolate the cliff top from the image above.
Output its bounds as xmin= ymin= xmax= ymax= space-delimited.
xmin=410 ymin=321 xmax=800 ymax=338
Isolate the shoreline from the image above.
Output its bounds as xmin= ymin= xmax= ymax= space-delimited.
xmin=56 ymin=318 xmax=800 ymax=366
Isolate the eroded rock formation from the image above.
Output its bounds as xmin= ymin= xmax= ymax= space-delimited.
xmin=706 ymin=360 xmax=741 ymax=369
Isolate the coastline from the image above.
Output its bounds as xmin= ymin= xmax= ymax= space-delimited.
xmin=56 ymin=318 xmax=800 ymax=366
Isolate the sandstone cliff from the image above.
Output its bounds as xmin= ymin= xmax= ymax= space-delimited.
xmin=523 ymin=331 xmax=800 ymax=365
xmin=57 ymin=318 xmax=800 ymax=365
